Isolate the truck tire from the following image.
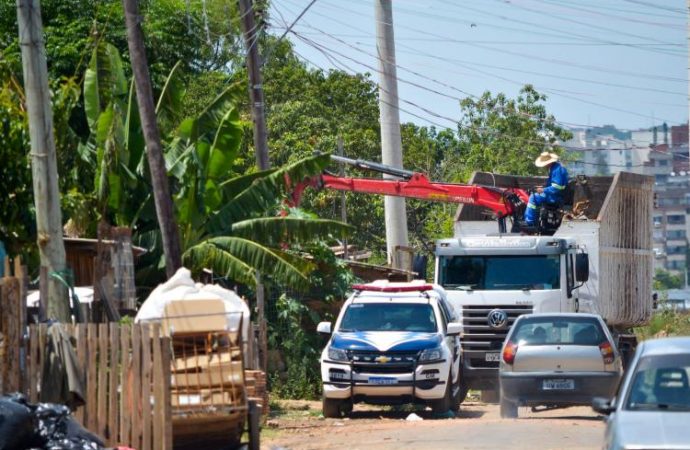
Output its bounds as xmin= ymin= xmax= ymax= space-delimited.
xmin=456 ymin=377 xmax=470 ymax=406
xmin=322 ymin=398 xmax=342 ymax=418
xmin=499 ymin=394 xmax=518 ymax=419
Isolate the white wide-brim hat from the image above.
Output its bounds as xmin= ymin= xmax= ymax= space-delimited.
xmin=535 ymin=151 xmax=559 ymax=168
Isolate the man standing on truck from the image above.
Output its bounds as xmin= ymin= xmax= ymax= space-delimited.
xmin=524 ymin=152 xmax=569 ymax=226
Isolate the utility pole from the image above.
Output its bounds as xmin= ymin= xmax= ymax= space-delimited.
xmin=687 ymin=0 xmax=690 ymax=165
xmin=123 ymin=0 xmax=182 ymax=278
xmin=238 ymin=0 xmax=270 ymax=371
xmin=238 ymin=0 xmax=270 ymax=171
xmin=337 ymin=136 xmax=348 ymax=260
xmin=374 ymin=0 xmax=409 ymax=268
xmin=17 ymin=0 xmax=69 ymax=321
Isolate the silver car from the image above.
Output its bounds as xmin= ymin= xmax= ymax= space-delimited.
xmin=592 ymin=336 xmax=690 ymax=450
xmin=499 ymin=313 xmax=623 ymax=418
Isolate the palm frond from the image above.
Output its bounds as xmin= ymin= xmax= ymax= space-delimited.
xmin=183 ymin=241 xmax=256 ymax=286
xmin=209 ymin=153 xmax=331 ymax=230
xmin=231 ymin=217 xmax=353 ymax=247
xmin=203 ymin=236 xmax=311 ymax=289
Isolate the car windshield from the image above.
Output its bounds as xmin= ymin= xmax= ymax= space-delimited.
xmin=510 ymin=316 xmax=606 ymax=346
xmin=338 ymin=303 xmax=437 ymax=333
xmin=625 ymin=354 xmax=690 ymax=411
xmin=439 ymin=255 xmax=560 ymax=290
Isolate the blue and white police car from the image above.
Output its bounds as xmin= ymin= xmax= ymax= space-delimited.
xmin=317 ymin=280 xmax=464 ymax=417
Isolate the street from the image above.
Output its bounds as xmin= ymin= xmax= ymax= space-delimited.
xmin=263 ymin=401 xmax=605 ymax=450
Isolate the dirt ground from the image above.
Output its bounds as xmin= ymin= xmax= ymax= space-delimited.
xmin=261 ymin=398 xmax=606 ymax=450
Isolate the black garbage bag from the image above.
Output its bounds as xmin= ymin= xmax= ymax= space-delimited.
xmin=0 ymin=394 xmax=35 ymax=450
xmin=34 ymin=402 xmax=104 ymax=450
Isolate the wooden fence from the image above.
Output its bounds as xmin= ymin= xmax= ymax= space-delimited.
xmin=25 ymin=323 xmax=173 ymax=450
xmin=0 ymin=259 xmax=27 ymax=394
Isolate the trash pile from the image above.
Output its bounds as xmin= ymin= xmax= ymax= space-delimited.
xmin=0 ymin=393 xmax=106 ymax=450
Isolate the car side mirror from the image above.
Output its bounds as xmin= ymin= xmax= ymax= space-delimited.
xmin=446 ymin=322 xmax=463 ymax=336
xmin=575 ymin=253 xmax=589 ymax=282
xmin=591 ymin=397 xmax=615 ymax=415
xmin=317 ymin=321 xmax=332 ymax=335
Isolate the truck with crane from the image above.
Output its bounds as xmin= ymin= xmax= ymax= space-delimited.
xmin=295 ymin=155 xmax=654 ymax=403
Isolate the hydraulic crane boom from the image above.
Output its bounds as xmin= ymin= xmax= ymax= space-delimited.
xmin=289 ymin=155 xmax=531 ymax=233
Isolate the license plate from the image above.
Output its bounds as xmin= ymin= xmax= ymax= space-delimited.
xmin=369 ymin=376 xmax=397 ymax=385
xmin=542 ymin=379 xmax=575 ymax=390
xmin=485 ymin=353 xmax=500 ymax=362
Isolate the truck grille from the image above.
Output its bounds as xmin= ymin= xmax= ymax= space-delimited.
xmin=461 ymin=305 xmax=533 ymax=369
xmin=349 ymin=350 xmax=418 ymax=374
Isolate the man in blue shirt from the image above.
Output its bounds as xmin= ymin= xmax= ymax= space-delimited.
xmin=524 ymin=152 xmax=569 ymax=226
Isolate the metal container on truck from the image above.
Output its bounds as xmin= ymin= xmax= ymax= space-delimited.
xmin=435 ymin=171 xmax=653 ymax=397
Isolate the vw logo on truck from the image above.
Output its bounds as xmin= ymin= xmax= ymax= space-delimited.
xmin=487 ymin=309 xmax=508 ymax=329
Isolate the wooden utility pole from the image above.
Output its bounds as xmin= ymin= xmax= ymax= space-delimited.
xmin=374 ymin=0 xmax=409 ymax=268
xmin=123 ymin=0 xmax=182 ymax=278
xmin=238 ymin=0 xmax=270 ymax=171
xmin=17 ymin=0 xmax=69 ymax=321
xmin=238 ymin=0 xmax=270 ymax=371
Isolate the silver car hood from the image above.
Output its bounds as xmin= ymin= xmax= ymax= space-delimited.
xmin=612 ymin=411 xmax=690 ymax=449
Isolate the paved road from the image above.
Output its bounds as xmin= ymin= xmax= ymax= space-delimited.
xmin=263 ymin=402 xmax=605 ymax=450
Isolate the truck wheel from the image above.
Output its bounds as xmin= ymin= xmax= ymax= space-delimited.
xmin=431 ymin=374 xmax=453 ymax=414
xmin=322 ymin=398 xmax=342 ymax=418
xmin=456 ymin=377 xmax=470 ymax=406
xmin=499 ymin=396 xmax=518 ymax=419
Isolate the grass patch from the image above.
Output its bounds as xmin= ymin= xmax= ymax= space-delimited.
xmin=635 ymin=310 xmax=690 ymax=341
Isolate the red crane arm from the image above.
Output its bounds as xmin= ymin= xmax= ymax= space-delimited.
xmin=290 ymin=172 xmax=529 ymax=218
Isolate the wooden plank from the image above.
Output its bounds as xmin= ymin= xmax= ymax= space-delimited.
xmin=161 ymin=333 xmax=173 ymax=450
xmin=37 ymin=324 xmax=47 ymax=401
xmin=131 ymin=323 xmax=142 ymax=450
xmin=107 ymin=323 xmax=119 ymax=445
xmin=97 ymin=323 xmax=108 ymax=439
xmin=86 ymin=324 xmax=98 ymax=432
xmin=28 ymin=325 xmax=38 ymax=402
xmin=152 ymin=325 xmax=164 ymax=449
xmin=119 ymin=324 xmax=131 ymax=446
xmin=141 ymin=323 xmax=152 ymax=450
xmin=75 ymin=324 xmax=87 ymax=424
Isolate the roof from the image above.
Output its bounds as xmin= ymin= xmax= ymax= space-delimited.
xmin=639 ymin=337 xmax=690 ymax=356
xmin=518 ymin=312 xmax=602 ymax=320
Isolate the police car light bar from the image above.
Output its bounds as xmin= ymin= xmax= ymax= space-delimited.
xmin=351 ymin=284 xmax=435 ymax=293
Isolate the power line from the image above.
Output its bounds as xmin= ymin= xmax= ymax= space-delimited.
xmin=291 ymin=0 xmax=688 ymax=83
xmin=287 ymin=21 xmax=681 ymax=126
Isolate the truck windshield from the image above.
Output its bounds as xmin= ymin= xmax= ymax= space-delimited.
xmin=439 ymin=255 xmax=560 ymax=290
xmin=338 ymin=303 xmax=437 ymax=333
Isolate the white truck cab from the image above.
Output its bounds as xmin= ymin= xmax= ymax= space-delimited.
xmin=317 ymin=280 xmax=463 ymax=417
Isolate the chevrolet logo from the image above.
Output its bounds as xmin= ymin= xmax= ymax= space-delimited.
xmin=375 ymin=355 xmax=391 ymax=364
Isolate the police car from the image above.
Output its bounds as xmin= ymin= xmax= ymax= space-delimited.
xmin=317 ymin=280 xmax=464 ymax=417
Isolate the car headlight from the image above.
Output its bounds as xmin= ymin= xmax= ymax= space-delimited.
xmin=327 ymin=347 xmax=349 ymax=361
xmin=419 ymin=346 xmax=443 ymax=362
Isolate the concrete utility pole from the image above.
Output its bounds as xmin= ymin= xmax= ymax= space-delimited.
xmin=238 ymin=0 xmax=270 ymax=372
xmin=687 ymin=0 xmax=690 ymax=163
xmin=17 ymin=0 xmax=69 ymax=321
xmin=123 ymin=0 xmax=182 ymax=278
xmin=338 ymin=136 xmax=348 ymax=260
xmin=374 ymin=0 xmax=409 ymax=267
xmin=238 ymin=0 xmax=270 ymax=171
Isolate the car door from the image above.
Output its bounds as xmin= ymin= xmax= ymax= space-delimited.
xmin=438 ymin=300 xmax=460 ymax=383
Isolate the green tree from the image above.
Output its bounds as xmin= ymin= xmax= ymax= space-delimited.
xmin=654 ymin=268 xmax=683 ymax=290
xmin=456 ymin=85 xmax=573 ymax=180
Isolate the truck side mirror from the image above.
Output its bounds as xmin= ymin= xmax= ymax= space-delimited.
xmin=317 ymin=321 xmax=332 ymax=335
xmin=575 ymin=253 xmax=589 ymax=283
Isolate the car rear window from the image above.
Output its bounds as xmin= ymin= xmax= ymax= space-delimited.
xmin=511 ymin=316 xmax=606 ymax=346
xmin=625 ymin=354 xmax=690 ymax=411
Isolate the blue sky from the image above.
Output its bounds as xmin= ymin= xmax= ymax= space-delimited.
xmin=270 ymin=0 xmax=687 ymax=131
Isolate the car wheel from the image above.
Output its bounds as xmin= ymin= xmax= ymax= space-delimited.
xmin=499 ymin=395 xmax=518 ymax=419
xmin=431 ymin=372 xmax=454 ymax=414
xmin=322 ymin=397 xmax=342 ymax=418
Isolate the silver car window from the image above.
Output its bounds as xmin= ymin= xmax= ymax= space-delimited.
xmin=511 ymin=316 xmax=605 ymax=346
xmin=625 ymin=354 xmax=690 ymax=411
